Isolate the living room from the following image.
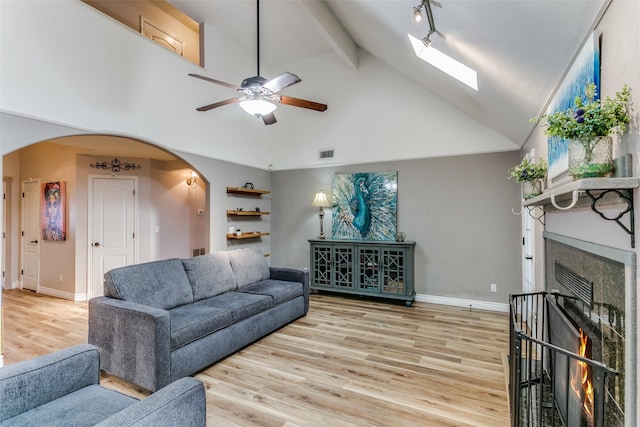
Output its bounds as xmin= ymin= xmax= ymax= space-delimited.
xmin=1 ymin=0 xmax=639 ymax=425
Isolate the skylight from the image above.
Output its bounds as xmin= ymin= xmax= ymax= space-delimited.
xmin=408 ymin=34 xmax=478 ymax=90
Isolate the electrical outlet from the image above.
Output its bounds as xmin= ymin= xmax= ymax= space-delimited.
xmin=59 ymin=274 xmax=63 ymax=282
xmin=491 ymin=283 xmax=497 ymax=292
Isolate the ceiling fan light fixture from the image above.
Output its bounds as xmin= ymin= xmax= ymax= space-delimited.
xmin=239 ymin=96 xmax=277 ymax=117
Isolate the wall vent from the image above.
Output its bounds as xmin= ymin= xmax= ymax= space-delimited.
xmin=554 ymin=261 xmax=593 ymax=307
xmin=319 ymin=150 xmax=334 ymax=159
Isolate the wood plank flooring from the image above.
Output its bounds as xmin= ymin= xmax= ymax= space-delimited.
xmin=2 ymin=289 xmax=511 ymax=426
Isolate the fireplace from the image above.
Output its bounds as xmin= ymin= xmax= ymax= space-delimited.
xmin=509 ymin=232 xmax=636 ymax=426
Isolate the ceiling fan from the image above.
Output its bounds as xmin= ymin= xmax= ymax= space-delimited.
xmin=188 ymin=0 xmax=327 ymax=125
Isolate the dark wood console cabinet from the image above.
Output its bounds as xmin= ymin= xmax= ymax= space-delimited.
xmin=309 ymin=240 xmax=416 ymax=306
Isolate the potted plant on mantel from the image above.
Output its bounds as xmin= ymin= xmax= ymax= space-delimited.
xmin=508 ymin=157 xmax=547 ymax=199
xmin=535 ymin=83 xmax=631 ymax=179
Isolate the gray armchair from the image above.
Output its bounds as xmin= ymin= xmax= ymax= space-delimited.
xmin=0 ymin=344 xmax=206 ymax=426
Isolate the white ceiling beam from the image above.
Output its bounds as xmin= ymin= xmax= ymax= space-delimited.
xmin=298 ymin=1 xmax=358 ymax=69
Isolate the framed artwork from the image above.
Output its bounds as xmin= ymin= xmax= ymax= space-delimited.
xmin=547 ymin=32 xmax=600 ymax=179
xmin=331 ymin=171 xmax=397 ymax=241
xmin=42 ymin=181 xmax=66 ymax=241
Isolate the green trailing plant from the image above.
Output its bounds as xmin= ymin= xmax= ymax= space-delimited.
xmin=508 ymin=157 xmax=547 ymax=183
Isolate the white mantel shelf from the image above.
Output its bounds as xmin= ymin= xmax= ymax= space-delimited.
xmin=523 ymin=177 xmax=639 ymax=248
xmin=523 ymin=177 xmax=640 ymax=208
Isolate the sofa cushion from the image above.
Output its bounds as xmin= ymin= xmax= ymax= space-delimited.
xmin=182 ymin=252 xmax=236 ymax=301
xmin=2 ymin=385 xmax=137 ymax=427
xmin=237 ymin=279 xmax=304 ymax=306
xmin=168 ymin=302 xmax=234 ymax=350
xmin=197 ymin=292 xmax=273 ymax=322
xmin=227 ymin=248 xmax=270 ymax=288
xmin=104 ymin=259 xmax=193 ymax=310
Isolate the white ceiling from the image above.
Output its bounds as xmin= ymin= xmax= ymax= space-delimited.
xmin=169 ymin=0 xmax=607 ymax=146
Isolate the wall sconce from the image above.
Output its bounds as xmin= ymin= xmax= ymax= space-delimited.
xmin=186 ymin=171 xmax=198 ymax=188
xmin=311 ymin=190 xmax=331 ymax=239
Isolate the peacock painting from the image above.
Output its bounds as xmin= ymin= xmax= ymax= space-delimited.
xmin=331 ymin=171 xmax=397 ymax=240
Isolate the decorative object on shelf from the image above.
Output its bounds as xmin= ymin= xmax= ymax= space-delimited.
xmin=90 ymin=158 xmax=141 ymax=173
xmin=236 ymin=229 xmax=242 ymax=236
xmin=255 ymin=207 xmax=260 ymax=212
xmin=311 ymin=190 xmax=331 ymax=239
xmin=243 ymin=182 xmax=254 ymax=189
xmin=537 ymin=82 xmax=630 ymax=179
xmin=332 ymin=171 xmax=398 ymax=241
xmin=508 ymin=157 xmax=547 ymax=199
xmin=42 ymin=181 xmax=66 ymax=241
xmin=186 ymin=171 xmax=198 ymax=188
xmin=395 ymin=232 xmax=406 ymax=242
xmin=534 ymin=33 xmax=600 ymax=179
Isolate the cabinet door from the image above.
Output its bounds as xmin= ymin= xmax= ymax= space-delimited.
xmin=332 ymin=245 xmax=354 ymax=290
xmin=381 ymin=247 xmax=407 ymax=296
xmin=357 ymin=246 xmax=381 ymax=293
xmin=311 ymin=244 xmax=332 ymax=288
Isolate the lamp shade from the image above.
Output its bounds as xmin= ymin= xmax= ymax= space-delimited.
xmin=311 ymin=191 xmax=331 ymax=208
xmin=239 ymin=96 xmax=277 ymax=116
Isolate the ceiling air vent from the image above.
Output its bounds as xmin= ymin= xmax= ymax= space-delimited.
xmin=319 ymin=150 xmax=334 ymax=159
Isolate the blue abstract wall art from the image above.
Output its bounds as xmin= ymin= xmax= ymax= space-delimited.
xmin=547 ymin=32 xmax=600 ymax=179
xmin=331 ymin=171 xmax=397 ymax=241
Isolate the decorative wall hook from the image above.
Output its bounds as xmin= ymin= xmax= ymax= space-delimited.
xmin=550 ymin=191 xmax=582 ymax=210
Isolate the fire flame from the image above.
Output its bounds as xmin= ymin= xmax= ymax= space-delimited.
xmin=571 ymin=329 xmax=594 ymax=425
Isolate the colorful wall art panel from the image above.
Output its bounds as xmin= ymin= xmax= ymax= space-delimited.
xmin=331 ymin=171 xmax=397 ymax=241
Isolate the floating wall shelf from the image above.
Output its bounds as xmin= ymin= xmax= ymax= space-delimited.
xmin=226 ymin=232 xmax=270 ymax=240
xmin=523 ymin=177 xmax=639 ymax=248
xmin=226 ymin=210 xmax=270 ymax=216
xmin=226 ymin=187 xmax=270 ymax=196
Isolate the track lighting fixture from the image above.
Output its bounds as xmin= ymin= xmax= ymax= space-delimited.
xmin=412 ymin=0 xmax=436 ymax=47
xmin=413 ymin=5 xmax=423 ymax=23
xmin=420 ymin=34 xmax=432 ymax=48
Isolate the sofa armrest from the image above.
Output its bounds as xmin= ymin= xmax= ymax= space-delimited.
xmin=0 ymin=344 xmax=100 ymax=422
xmin=96 ymin=377 xmax=206 ymax=427
xmin=270 ymin=267 xmax=310 ymax=314
xmin=88 ymin=297 xmax=171 ymax=392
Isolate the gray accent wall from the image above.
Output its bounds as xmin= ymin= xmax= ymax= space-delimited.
xmin=271 ymin=151 xmax=523 ymax=303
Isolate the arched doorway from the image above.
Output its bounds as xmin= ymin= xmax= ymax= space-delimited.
xmin=2 ymin=133 xmax=209 ymax=300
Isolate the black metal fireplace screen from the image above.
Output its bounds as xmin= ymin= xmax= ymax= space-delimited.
xmin=510 ymin=292 xmax=620 ymax=426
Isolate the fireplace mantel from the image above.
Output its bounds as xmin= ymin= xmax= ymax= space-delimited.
xmin=524 ymin=177 xmax=639 ymax=248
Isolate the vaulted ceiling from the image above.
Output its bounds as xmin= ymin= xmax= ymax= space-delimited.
xmin=171 ymin=0 xmax=607 ymax=146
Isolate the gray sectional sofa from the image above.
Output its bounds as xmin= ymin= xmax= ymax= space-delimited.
xmin=89 ymin=248 xmax=309 ymax=392
xmin=0 ymin=344 xmax=205 ymax=426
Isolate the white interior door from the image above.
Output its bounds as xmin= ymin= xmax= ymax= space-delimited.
xmin=523 ymin=207 xmax=536 ymax=294
xmin=21 ymin=180 xmax=41 ymax=291
xmin=89 ymin=177 xmax=137 ymax=298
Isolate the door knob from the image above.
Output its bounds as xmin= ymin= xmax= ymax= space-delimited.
xmin=93 ymin=242 xmax=101 ymax=247
xmin=30 ymin=239 xmax=38 ymax=244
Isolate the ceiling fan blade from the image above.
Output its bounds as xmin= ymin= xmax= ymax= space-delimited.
xmin=262 ymin=72 xmax=301 ymax=93
xmin=196 ymin=97 xmax=239 ymax=112
xmin=188 ymin=73 xmax=241 ymax=90
xmin=262 ymin=112 xmax=277 ymax=125
xmin=279 ymin=95 xmax=327 ymax=112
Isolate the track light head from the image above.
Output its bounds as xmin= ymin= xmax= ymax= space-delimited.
xmin=413 ymin=6 xmax=423 ymax=23
xmin=420 ymin=34 xmax=432 ymax=48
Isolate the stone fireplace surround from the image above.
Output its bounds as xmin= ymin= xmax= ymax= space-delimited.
xmin=544 ymin=231 xmax=637 ymax=426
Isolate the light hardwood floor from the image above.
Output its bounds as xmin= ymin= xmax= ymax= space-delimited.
xmin=2 ymin=289 xmax=511 ymax=426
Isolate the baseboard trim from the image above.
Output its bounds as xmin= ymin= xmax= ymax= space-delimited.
xmin=415 ymin=294 xmax=509 ymax=313
xmin=38 ymin=286 xmax=86 ymax=302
